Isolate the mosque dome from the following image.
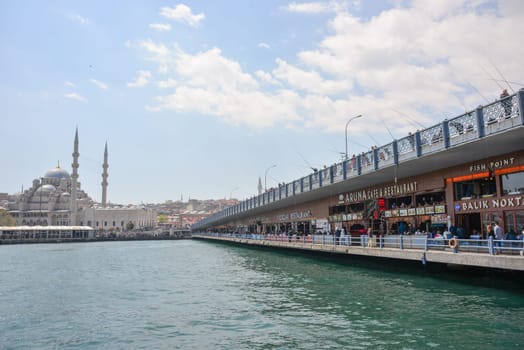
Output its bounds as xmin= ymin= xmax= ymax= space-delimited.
xmin=37 ymin=184 xmax=57 ymax=194
xmin=44 ymin=165 xmax=70 ymax=179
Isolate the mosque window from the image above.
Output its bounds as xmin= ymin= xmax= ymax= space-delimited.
xmin=104 ymin=221 xmax=107 ymax=227
xmin=112 ymin=221 xmax=116 ymax=226
xmin=96 ymin=221 xmax=99 ymax=227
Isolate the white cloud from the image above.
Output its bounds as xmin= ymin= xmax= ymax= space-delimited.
xmin=128 ymin=70 xmax=152 ymax=87
xmin=258 ymin=42 xmax=271 ymax=49
xmin=175 ymin=47 xmax=259 ymax=90
xmin=143 ymin=47 xmax=300 ymax=128
xmin=291 ymin=1 xmax=524 ymax=129
xmin=89 ymin=78 xmax=108 ymax=90
xmin=255 ymin=70 xmax=280 ymax=85
xmin=64 ymin=92 xmax=87 ymax=103
xmin=64 ymin=81 xmax=75 ymax=88
xmin=137 ymin=39 xmax=173 ymax=73
xmin=160 ymin=4 xmax=205 ymax=27
xmin=148 ymin=87 xmax=302 ymax=128
xmin=135 ymin=1 xmax=524 ymax=135
xmin=285 ymin=1 xmax=348 ymax=14
xmin=157 ymin=79 xmax=178 ymax=89
xmin=67 ymin=12 xmax=90 ymax=25
xmin=149 ymin=23 xmax=172 ymax=31
xmin=272 ymin=58 xmax=351 ymax=94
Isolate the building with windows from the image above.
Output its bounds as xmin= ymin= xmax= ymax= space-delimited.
xmin=193 ymin=89 xmax=524 ymax=239
xmin=7 ymin=129 xmax=156 ymax=232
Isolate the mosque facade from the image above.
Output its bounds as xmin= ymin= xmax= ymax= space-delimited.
xmin=7 ymin=129 xmax=156 ymax=232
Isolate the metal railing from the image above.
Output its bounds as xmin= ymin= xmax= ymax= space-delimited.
xmin=195 ymin=232 xmax=524 ymax=256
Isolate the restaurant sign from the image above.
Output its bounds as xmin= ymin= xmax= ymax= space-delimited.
xmin=340 ymin=181 xmax=418 ymax=204
xmin=456 ymin=196 xmax=524 ymax=212
xmin=277 ymin=210 xmax=312 ymax=221
xmin=468 ymin=157 xmax=515 ymax=173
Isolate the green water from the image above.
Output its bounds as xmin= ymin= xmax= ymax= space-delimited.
xmin=1 ymin=240 xmax=522 ymax=349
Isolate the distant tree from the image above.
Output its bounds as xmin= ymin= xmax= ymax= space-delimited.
xmin=126 ymin=221 xmax=135 ymax=231
xmin=0 ymin=209 xmax=16 ymax=226
xmin=158 ymin=214 xmax=168 ymax=224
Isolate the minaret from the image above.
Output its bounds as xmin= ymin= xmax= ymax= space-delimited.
xmin=71 ymin=128 xmax=79 ymax=225
xmin=258 ymin=177 xmax=263 ymax=195
xmin=101 ymin=141 xmax=109 ymax=207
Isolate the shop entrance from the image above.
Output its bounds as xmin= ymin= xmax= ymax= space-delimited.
xmin=455 ymin=213 xmax=481 ymax=238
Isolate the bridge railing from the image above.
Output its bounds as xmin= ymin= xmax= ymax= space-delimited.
xmin=360 ymin=150 xmax=375 ymax=174
xmin=397 ymin=134 xmax=417 ymax=162
xmin=483 ymin=93 xmax=521 ymax=135
xmin=448 ymin=111 xmax=478 ymax=146
xmin=376 ymin=142 xmax=396 ymax=168
xmin=195 ymin=232 xmax=524 ymax=256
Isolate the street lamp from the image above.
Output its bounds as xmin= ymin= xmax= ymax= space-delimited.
xmin=229 ymin=187 xmax=239 ymax=199
xmin=264 ymin=165 xmax=277 ymax=191
xmin=345 ymin=114 xmax=363 ymax=160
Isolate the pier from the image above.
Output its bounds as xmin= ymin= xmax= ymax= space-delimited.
xmin=193 ymin=233 xmax=524 ymax=272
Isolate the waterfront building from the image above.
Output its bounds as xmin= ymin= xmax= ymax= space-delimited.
xmin=7 ymin=129 xmax=156 ymax=232
xmin=0 ymin=226 xmax=94 ymax=240
xmin=193 ymin=89 xmax=524 ymax=239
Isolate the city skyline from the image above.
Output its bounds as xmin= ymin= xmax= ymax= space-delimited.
xmin=2 ymin=1 xmax=524 ymax=204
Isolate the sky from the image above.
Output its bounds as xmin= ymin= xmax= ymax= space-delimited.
xmin=2 ymin=0 xmax=524 ymax=205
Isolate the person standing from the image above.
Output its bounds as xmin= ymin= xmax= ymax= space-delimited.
xmin=494 ymin=222 xmax=503 ymax=254
xmin=500 ymin=89 xmax=512 ymax=117
xmin=486 ymin=223 xmax=494 ymax=239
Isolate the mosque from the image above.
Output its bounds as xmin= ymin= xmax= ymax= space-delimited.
xmin=7 ymin=129 xmax=156 ymax=232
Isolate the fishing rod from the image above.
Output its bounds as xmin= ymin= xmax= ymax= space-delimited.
xmin=392 ymin=109 xmax=426 ymax=129
xmin=489 ymin=59 xmax=515 ymax=93
xmin=488 ymin=78 xmax=524 ymax=88
xmin=464 ymin=79 xmax=490 ymax=103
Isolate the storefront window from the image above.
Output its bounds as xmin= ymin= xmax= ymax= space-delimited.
xmin=389 ymin=195 xmax=413 ymax=209
xmin=416 ymin=192 xmax=445 ymax=206
xmin=501 ymin=171 xmax=524 ymax=195
xmin=454 ymin=178 xmax=496 ymax=200
xmin=504 ymin=211 xmax=524 ymax=235
xmin=349 ymin=203 xmax=364 ymax=213
xmin=329 ymin=205 xmax=346 ymax=215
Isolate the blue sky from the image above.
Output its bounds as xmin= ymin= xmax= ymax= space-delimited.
xmin=2 ymin=0 xmax=523 ymax=204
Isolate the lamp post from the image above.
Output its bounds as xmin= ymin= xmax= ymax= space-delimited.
xmin=345 ymin=115 xmax=363 ymax=160
xmin=229 ymin=187 xmax=239 ymax=200
xmin=264 ymin=165 xmax=277 ymax=191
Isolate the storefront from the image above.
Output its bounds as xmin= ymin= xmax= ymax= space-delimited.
xmin=331 ymin=180 xmax=448 ymax=235
xmin=450 ymin=156 xmax=524 ymax=238
xmin=328 ymin=200 xmax=366 ymax=236
xmin=252 ymin=209 xmax=320 ymax=235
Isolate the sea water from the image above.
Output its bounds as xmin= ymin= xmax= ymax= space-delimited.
xmin=1 ymin=240 xmax=523 ymax=349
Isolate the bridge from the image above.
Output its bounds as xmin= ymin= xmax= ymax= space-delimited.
xmin=193 ymin=89 xmax=524 ymax=230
